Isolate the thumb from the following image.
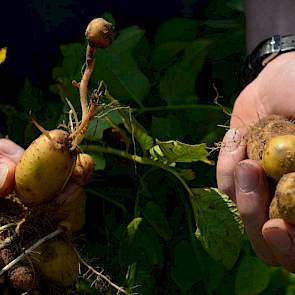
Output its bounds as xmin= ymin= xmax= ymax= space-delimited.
xmin=0 ymin=139 xmax=24 ymax=196
xmin=0 ymin=157 xmax=17 ymax=196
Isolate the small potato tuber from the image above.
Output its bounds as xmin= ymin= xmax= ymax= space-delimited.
xmin=30 ymin=239 xmax=79 ymax=287
xmin=85 ymin=18 xmax=113 ymax=48
xmin=9 ymin=265 xmax=37 ymax=292
xmin=70 ymin=153 xmax=96 ymax=186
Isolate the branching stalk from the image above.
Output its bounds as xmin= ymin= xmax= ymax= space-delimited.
xmin=81 ymin=145 xmax=194 ymax=197
xmin=75 ymin=248 xmax=131 ymax=295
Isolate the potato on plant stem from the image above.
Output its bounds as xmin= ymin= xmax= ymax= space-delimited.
xmin=15 ymin=130 xmax=76 ymax=206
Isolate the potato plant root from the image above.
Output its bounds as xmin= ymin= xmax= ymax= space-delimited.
xmin=0 ymin=17 xmax=122 ymax=295
xmin=0 ymin=196 xmax=81 ymax=294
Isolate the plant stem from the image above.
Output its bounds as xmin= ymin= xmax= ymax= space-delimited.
xmin=82 ymin=145 xmax=194 ymax=197
xmin=76 ymin=249 xmax=131 ymax=295
xmin=80 ymin=45 xmax=96 ymax=121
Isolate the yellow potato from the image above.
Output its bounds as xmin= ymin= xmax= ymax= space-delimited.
xmin=15 ymin=130 xmax=76 ymax=206
xmin=262 ymin=135 xmax=295 ymax=181
xmin=275 ymin=172 xmax=295 ymax=224
xmin=31 ymin=239 xmax=79 ymax=287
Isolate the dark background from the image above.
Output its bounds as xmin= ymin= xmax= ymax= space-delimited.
xmin=0 ymin=0 xmax=208 ymax=103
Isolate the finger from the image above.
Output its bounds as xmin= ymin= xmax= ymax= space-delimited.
xmin=217 ymin=128 xmax=247 ymax=201
xmin=235 ymin=159 xmax=277 ymax=264
xmin=52 ymin=182 xmax=86 ymax=232
xmin=0 ymin=157 xmax=17 ymax=196
xmin=0 ymin=139 xmax=24 ymax=164
xmin=263 ymin=219 xmax=295 ymax=272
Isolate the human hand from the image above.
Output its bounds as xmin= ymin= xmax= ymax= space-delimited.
xmin=0 ymin=138 xmax=86 ymax=232
xmin=217 ymin=52 xmax=295 ymax=271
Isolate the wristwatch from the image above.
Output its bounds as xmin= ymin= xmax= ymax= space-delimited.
xmin=242 ymin=35 xmax=295 ymax=85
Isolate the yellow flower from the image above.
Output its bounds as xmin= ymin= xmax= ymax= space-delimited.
xmin=0 ymin=47 xmax=7 ymax=65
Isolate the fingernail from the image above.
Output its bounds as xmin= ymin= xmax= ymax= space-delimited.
xmin=222 ymin=128 xmax=243 ymax=152
xmin=264 ymin=227 xmax=293 ymax=252
xmin=0 ymin=163 xmax=8 ymax=187
xmin=235 ymin=162 xmax=259 ymax=193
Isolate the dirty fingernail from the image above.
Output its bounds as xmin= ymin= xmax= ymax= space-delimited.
xmin=0 ymin=163 xmax=9 ymax=188
xmin=235 ymin=162 xmax=259 ymax=193
xmin=264 ymin=227 xmax=292 ymax=252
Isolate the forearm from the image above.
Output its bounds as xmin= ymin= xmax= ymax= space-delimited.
xmin=245 ymin=0 xmax=295 ymax=53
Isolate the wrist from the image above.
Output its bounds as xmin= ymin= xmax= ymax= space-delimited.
xmin=242 ymin=35 xmax=295 ymax=85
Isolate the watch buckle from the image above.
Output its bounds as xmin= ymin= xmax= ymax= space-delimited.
xmin=262 ymin=35 xmax=282 ymax=66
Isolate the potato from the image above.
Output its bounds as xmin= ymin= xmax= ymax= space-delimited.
xmin=31 ymin=239 xmax=79 ymax=287
xmin=274 ymin=172 xmax=295 ymax=224
xmin=15 ymin=130 xmax=76 ymax=206
xmin=262 ymin=135 xmax=295 ymax=181
xmin=247 ymin=115 xmax=295 ymax=163
xmin=70 ymin=153 xmax=95 ymax=186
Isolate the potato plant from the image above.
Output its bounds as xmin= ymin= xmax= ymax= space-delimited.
xmin=2 ymin=2 xmax=295 ymax=295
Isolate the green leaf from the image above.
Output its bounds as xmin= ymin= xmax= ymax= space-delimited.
xmin=17 ymin=79 xmax=43 ymax=113
xmin=235 ymin=255 xmax=270 ymax=295
xmin=92 ymin=26 xmax=150 ymax=105
xmin=208 ymin=30 xmax=245 ymax=60
xmin=159 ymin=39 xmax=211 ymax=105
xmin=171 ymin=240 xmax=203 ymax=293
xmin=121 ymin=223 xmax=164 ymax=271
xmin=143 ymin=202 xmax=172 ymax=240
xmin=151 ymin=116 xmax=184 ymax=141
xmin=203 ymin=19 xmax=241 ymax=29
xmin=151 ymin=42 xmax=187 ymax=70
xmin=86 ymin=152 xmax=105 ymax=171
xmin=126 ymin=217 xmax=143 ymax=244
xmin=118 ymin=108 xmax=154 ymax=151
xmin=52 ymin=43 xmax=84 ymax=112
xmin=31 ymin=0 xmax=74 ymax=30
xmin=191 ymin=188 xmax=244 ymax=269
xmin=85 ymin=109 xmax=122 ymax=141
xmin=150 ymin=140 xmax=213 ymax=165
xmin=125 ymin=263 xmax=155 ymax=295
xmin=154 ymin=17 xmax=199 ymax=45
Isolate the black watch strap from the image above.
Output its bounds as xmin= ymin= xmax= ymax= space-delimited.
xmin=242 ymin=35 xmax=295 ymax=85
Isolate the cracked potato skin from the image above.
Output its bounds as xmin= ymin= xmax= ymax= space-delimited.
xmin=15 ymin=130 xmax=76 ymax=206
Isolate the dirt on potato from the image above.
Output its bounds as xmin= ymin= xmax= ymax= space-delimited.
xmin=246 ymin=115 xmax=295 ymax=223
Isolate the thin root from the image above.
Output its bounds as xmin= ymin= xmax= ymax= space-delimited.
xmin=74 ymin=248 xmax=131 ymax=295
xmin=0 ymin=228 xmax=63 ymax=276
xmin=31 ymin=117 xmax=61 ymax=150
